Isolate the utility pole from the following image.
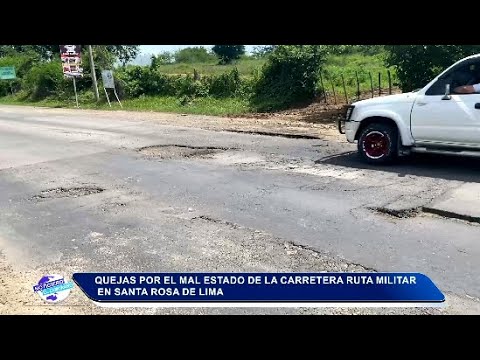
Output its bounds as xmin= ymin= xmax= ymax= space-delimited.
xmin=88 ymin=45 xmax=100 ymax=102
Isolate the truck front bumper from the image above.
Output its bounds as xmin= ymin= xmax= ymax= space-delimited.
xmin=344 ymin=121 xmax=360 ymax=143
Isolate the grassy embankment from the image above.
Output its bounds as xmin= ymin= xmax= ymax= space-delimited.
xmin=0 ymin=53 xmax=395 ymax=116
xmin=0 ymin=95 xmax=250 ymax=116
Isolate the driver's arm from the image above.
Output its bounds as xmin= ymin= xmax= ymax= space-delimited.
xmin=453 ymin=84 xmax=479 ymax=94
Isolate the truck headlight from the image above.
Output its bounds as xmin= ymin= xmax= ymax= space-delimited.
xmin=345 ymin=105 xmax=355 ymax=121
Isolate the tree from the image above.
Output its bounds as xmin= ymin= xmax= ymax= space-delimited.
xmin=0 ymin=45 xmax=57 ymax=59
xmin=108 ymin=45 xmax=140 ymax=66
xmin=212 ymin=45 xmax=245 ymax=64
xmin=151 ymin=52 xmax=173 ymax=68
xmin=0 ymin=45 xmax=139 ymax=65
xmin=251 ymin=45 xmax=277 ymax=58
xmin=322 ymin=45 xmax=384 ymax=56
xmin=174 ymin=47 xmax=215 ymax=63
xmin=384 ymin=45 xmax=480 ymax=91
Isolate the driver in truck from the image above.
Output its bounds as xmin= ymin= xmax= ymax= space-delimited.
xmin=454 ymin=64 xmax=480 ymax=93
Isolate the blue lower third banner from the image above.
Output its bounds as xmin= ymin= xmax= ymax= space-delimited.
xmin=73 ymin=273 xmax=445 ymax=307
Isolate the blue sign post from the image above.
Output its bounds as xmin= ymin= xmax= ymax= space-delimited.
xmin=0 ymin=66 xmax=16 ymax=80
xmin=0 ymin=67 xmax=17 ymax=95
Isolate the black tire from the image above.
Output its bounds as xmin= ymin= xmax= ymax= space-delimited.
xmin=357 ymin=123 xmax=398 ymax=165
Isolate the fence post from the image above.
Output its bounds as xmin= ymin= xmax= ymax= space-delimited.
xmin=355 ymin=71 xmax=360 ymax=99
xmin=369 ymin=72 xmax=374 ymax=98
xmin=388 ymin=70 xmax=392 ymax=95
xmin=341 ymin=74 xmax=348 ymax=104
xmin=319 ymin=71 xmax=327 ymax=103
xmin=378 ymin=72 xmax=381 ymax=96
xmin=330 ymin=80 xmax=337 ymax=105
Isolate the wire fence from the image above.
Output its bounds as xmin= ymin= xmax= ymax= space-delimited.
xmin=318 ymin=69 xmax=398 ymax=105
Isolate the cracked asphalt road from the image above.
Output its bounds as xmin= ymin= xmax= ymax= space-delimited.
xmin=0 ymin=105 xmax=479 ymax=315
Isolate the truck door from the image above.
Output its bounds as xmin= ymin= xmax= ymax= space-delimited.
xmin=411 ymin=62 xmax=480 ymax=147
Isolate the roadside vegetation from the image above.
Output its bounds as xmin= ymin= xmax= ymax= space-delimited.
xmin=1 ymin=45 xmax=479 ymax=116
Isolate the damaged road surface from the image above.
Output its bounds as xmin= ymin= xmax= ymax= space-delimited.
xmin=0 ymin=105 xmax=479 ymax=314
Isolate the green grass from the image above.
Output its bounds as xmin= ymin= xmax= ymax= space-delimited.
xmin=155 ymin=58 xmax=266 ymax=76
xmin=0 ymin=95 xmax=65 ymax=108
xmin=322 ymin=53 xmax=398 ymax=101
xmin=118 ymin=96 xmax=250 ymax=116
xmin=0 ymin=93 xmax=251 ymax=117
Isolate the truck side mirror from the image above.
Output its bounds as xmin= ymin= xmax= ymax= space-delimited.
xmin=442 ymin=84 xmax=452 ymax=100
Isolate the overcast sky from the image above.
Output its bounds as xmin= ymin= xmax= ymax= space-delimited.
xmin=140 ymin=45 xmax=258 ymax=55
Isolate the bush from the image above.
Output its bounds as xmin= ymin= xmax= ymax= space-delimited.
xmin=174 ymin=47 xmax=215 ymax=64
xmin=175 ymin=75 xmax=208 ymax=98
xmin=116 ymin=65 xmax=251 ymax=100
xmin=0 ymin=52 xmax=41 ymax=96
xmin=7 ymin=59 xmax=253 ymax=103
xmin=251 ymin=45 xmax=327 ymax=111
xmin=204 ymin=68 xmax=244 ymax=98
xmin=384 ymin=45 xmax=480 ymax=91
xmin=116 ymin=66 xmax=177 ymax=97
xmin=23 ymin=61 xmax=70 ymax=100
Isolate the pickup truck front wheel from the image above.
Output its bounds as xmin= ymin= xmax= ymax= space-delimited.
xmin=358 ymin=123 xmax=397 ymax=164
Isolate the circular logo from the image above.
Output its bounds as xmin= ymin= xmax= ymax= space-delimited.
xmin=33 ymin=274 xmax=74 ymax=304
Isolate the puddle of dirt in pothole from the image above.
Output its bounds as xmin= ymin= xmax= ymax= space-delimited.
xmin=30 ymin=187 xmax=104 ymax=201
xmin=138 ymin=145 xmax=229 ymax=159
xmin=369 ymin=206 xmax=422 ymax=219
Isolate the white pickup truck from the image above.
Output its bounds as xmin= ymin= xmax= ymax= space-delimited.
xmin=339 ymin=54 xmax=480 ymax=164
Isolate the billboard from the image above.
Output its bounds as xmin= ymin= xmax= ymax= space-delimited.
xmin=60 ymin=45 xmax=83 ymax=77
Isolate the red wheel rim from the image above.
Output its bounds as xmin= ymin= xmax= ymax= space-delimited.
xmin=363 ymin=131 xmax=389 ymax=159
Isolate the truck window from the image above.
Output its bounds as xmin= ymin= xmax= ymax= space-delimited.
xmin=426 ymin=61 xmax=480 ymax=96
xmin=425 ymin=77 xmax=449 ymax=96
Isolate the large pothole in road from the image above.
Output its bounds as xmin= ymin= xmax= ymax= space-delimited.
xmin=138 ymin=145 xmax=231 ymax=159
xmin=369 ymin=205 xmax=480 ymax=225
xmin=30 ymin=186 xmax=104 ymax=201
xmin=369 ymin=206 xmax=422 ymax=219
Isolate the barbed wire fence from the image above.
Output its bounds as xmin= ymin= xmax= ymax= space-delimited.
xmin=318 ymin=69 xmax=397 ymax=105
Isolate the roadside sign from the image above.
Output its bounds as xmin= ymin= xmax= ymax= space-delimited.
xmin=101 ymin=69 xmax=122 ymax=108
xmin=60 ymin=45 xmax=83 ymax=77
xmin=0 ymin=66 xmax=16 ymax=80
xmin=101 ymin=70 xmax=115 ymax=89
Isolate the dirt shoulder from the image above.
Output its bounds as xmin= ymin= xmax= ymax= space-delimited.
xmin=0 ymin=103 xmax=347 ymax=141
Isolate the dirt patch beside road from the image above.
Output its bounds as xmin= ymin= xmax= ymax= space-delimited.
xmin=9 ymin=103 xmax=347 ymax=141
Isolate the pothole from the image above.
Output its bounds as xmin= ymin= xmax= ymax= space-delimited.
xmin=192 ymin=215 xmax=240 ymax=229
xmin=369 ymin=206 xmax=422 ymax=219
xmin=221 ymin=129 xmax=321 ymax=140
xmin=30 ymin=186 xmax=104 ymax=201
xmin=370 ymin=205 xmax=480 ymax=225
xmin=138 ymin=145 xmax=232 ymax=159
xmin=423 ymin=207 xmax=480 ymax=225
